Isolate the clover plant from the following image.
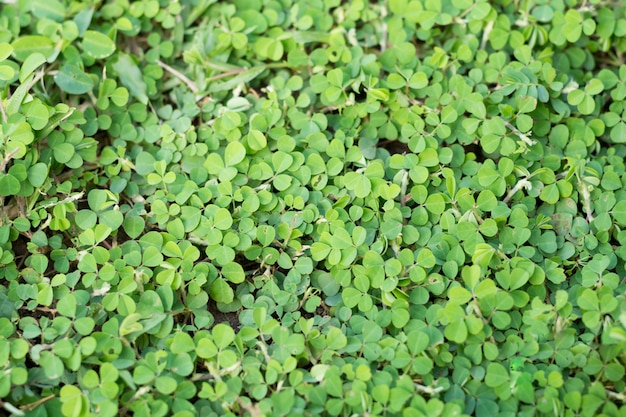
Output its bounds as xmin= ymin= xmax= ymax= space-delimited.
xmin=0 ymin=0 xmax=625 ymax=416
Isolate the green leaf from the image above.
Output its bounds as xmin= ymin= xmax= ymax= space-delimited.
xmin=73 ymin=8 xmax=94 ymax=35
xmin=540 ymin=183 xmax=560 ymax=204
xmin=54 ymin=65 xmax=94 ymax=94
xmin=417 ymin=248 xmax=436 ymax=269
xmin=0 ymin=64 xmax=13 ymax=81
xmin=448 ymin=286 xmax=472 ymax=305
xmin=578 ymin=95 xmax=596 ymax=115
xmin=213 ymin=323 xmax=235 ymax=349
xmin=326 ymin=327 xmax=347 ymax=350
xmin=53 ymin=143 xmax=76 ymax=164
xmin=476 ymin=190 xmax=497 ymax=212
xmin=425 ymin=193 xmax=446 ymax=214
xmin=477 ymin=166 xmax=500 ymax=187
xmin=123 ymin=216 xmax=145 ymax=239
xmin=11 ymin=36 xmax=55 ymax=62
xmin=485 ymin=362 xmax=509 ymax=388
xmin=209 ymin=278 xmax=234 ymax=304
xmin=171 ymin=332 xmax=195 ymax=354
xmin=612 ymin=200 xmax=626 ymax=227
xmin=516 ymin=114 xmax=533 ymax=133
xmin=224 ymin=141 xmax=246 ymax=166
xmin=247 ymin=129 xmax=267 ymax=151
xmin=155 ymin=376 xmax=177 ymax=395
xmin=409 ymin=72 xmax=428 ymax=89
xmin=567 ymin=89 xmax=585 ymax=106
xmin=31 ymin=0 xmax=67 ymax=22
xmin=197 ymin=338 xmax=218 ymax=359
xmin=222 ymin=262 xmax=245 ymax=284
xmin=74 ymin=317 xmax=95 ymax=336
xmin=213 ymin=208 xmax=233 ymax=230
xmin=40 ymin=351 xmax=64 ymax=379
xmin=310 ymin=242 xmax=330 ymax=261
xmin=19 ymin=52 xmax=46 ymax=82
xmin=256 ymin=38 xmax=284 ymax=61
xmin=467 ymin=94 xmax=486 ymax=118
xmin=24 ymin=100 xmax=50 ymax=130
xmin=585 ymin=78 xmax=604 ymax=95
xmin=60 ymin=385 xmax=87 ymax=417
xmin=445 ymin=320 xmax=468 ymax=343
xmin=0 ymin=174 xmax=20 ymax=196
xmin=0 ymin=42 xmax=12 ymax=61
xmin=343 ymin=172 xmax=372 ymax=198
xmin=472 ymin=244 xmax=495 ymax=268
xmin=112 ymin=54 xmax=148 ymax=104
xmin=406 ymin=330 xmax=429 ymax=355
xmin=82 ymin=30 xmax=116 ymax=59
xmin=605 ymin=363 xmax=625 ymax=382
xmin=143 ymin=246 xmax=164 ymax=267
xmin=6 ymin=74 xmax=34 ymax=115
xmin=327 ymin=68 xmax=343 ymax=87
xmin=577 ymin=289 xmax=598 ymax=311
xmin=272 ymin=151 xmax=293 ymax=173
xmin=257 ymin=225 xmax=275 ymax=247
xmin=343 ymin=287 xmax=363 ymax=308
xmin=441 ymin=106 xmax=458 ymax=124
xmin=610 ymin=122 xmax=626 ymax=143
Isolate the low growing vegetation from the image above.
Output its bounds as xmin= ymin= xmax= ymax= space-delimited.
xmin=1 ymin=0 xmax=626 ymax=416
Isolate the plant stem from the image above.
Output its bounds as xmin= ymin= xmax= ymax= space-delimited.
xmin=119 ymin=386 xmax=152 ymax=416
xmin=503 ymin=178 xmax=531 ymax=204
xmin=413 ymin=382 xmax=444 ymax=395
xmin=0 ymin=147 xmax=19 ymax=173
xmin=19 ymin=395 xmax=55 ymax=412
xmin=481 ymin=19 xmax=494 ymax=50
xmin=607 ymin=389 xmax=626 ymax=402
xmin=505 ymin=122 xmax=536 ymax=147
xmin=157 ymin=60 xmax=198 ymax=93
xmin=33 ymin=192 xmax=84 ymax=212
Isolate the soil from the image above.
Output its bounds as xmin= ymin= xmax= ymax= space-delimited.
xmin=207 ymin=299 xmax=241 ymax=331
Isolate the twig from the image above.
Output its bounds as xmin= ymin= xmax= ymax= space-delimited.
xmin=27 ymin=68 xmax=47 ymax=92
xmin=481 ymin=19 xmax=494 ymax=50
xmin=19 ymin=395 xmax=55 ymax=412
xmin=414 ymin=382 xmax=444 ymax=396
xmin=503 ymin=178 xmax=532 ymax=204
xmin=0 ymin=147 xmax=19 ymax=172
xmin=2 ymin=400 xmax=25 ymax=416
xmin=579 ymin=180 xmax=595 ymax=222
xmin=607 ymin=389 xmax=626 ymax=402
xmin=505 ymin=122 xmax=536 ymax=147
xmin=119 ymin=386 xmax=151 ymax=416
xmin=156 ymin=60 xmax=198 ymax=93
xmin=205 ymin=68 xmax=248 ymax=83
xmin=33 ymin=192 xmax=84 ymax=211
xmin=457 ymin=1 xmax=478 ymax=20
xmin=399 ymin=170 xmax=410 ymax=206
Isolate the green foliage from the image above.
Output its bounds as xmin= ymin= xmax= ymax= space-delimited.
xmin=0 ymin=0 xmax=625 ymax=416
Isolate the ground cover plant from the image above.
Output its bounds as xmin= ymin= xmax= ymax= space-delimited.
xmin=0 ymin=0 xmax=626 ymax=416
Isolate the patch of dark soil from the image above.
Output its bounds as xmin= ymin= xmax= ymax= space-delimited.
xmin=12 ymin=233 xmax=29 ymax=268
xmin=463 ymin=142 xmax=486 ymax=162
xmin=301 ymin=304 xmax=329 ymax=320
xmin=378 ymin=139 xmax=410 ymax=154
xmin=207 ymin=299 xmax=241 ymax=332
